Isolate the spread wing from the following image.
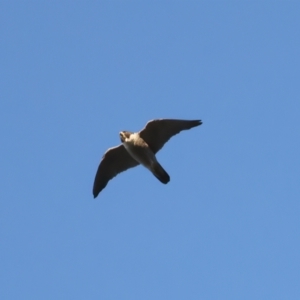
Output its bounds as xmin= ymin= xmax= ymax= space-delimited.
xmin=93 ymin=145 xmax=139 ymax=198
xmin=139 ymin=119 xmax=202 ymax=154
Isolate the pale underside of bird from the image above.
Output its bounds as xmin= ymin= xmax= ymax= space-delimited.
xmin=93 ymin=119 xmax=202 ymax=198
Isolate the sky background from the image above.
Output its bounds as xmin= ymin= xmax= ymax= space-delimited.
xmin=1 ymin=1 xmax=300 ymax=299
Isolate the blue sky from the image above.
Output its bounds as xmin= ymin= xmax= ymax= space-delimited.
xmin=1 ymin=2 xmax=300 ymax=299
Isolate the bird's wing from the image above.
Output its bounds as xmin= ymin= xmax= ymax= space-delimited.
xmin=139 ymin=119 xmax=202 ymax=154
xmin=93 ymin=145 xmax=139 ymax=198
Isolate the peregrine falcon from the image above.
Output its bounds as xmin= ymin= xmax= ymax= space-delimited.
xmin=93 ymin=119 xmax=202 ymax=198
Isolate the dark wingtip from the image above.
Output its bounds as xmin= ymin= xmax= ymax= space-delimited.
xmin=190 ymin=119 xmax=202 ymax=127
xmin=93 ymin=188 xmax=100 ymax=199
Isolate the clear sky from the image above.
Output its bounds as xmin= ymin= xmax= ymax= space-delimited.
xmin=1 ymin=2 xmax=300 ymax=299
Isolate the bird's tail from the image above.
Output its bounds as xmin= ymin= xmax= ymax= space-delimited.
xmin=152 ymin=162 xmax=170 ymax=184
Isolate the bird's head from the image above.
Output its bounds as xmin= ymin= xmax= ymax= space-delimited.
xmin=119 ymin=131 xmax=132 ymax=143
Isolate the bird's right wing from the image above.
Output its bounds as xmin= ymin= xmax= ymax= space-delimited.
xmin=93 ymin=145 xmax=139 ymax=198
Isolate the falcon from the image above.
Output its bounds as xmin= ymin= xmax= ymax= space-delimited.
xmin=93 ymin=119 xmax=202 ymax=198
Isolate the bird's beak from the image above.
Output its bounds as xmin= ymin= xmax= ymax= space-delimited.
xmin=119 ymin=132 xmax=124 ymax=142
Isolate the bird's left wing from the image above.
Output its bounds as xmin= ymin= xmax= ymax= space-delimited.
xmin=139 ymin=119 xmax=202 ymax=154
xmin=93 ymin=145 xmax=139 ymax=198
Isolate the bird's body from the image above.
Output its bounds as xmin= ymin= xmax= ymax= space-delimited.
xmin=120 ymin=131 xmax=170 ymax=184
xmin=121 ymin=132 xmax=154 ymax=169
xmin=93 ymin=119 xmax=202 ymax=198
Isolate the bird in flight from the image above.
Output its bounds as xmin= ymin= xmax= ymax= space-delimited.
xmin=93 ymin=119 xmax=202 ymax=198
